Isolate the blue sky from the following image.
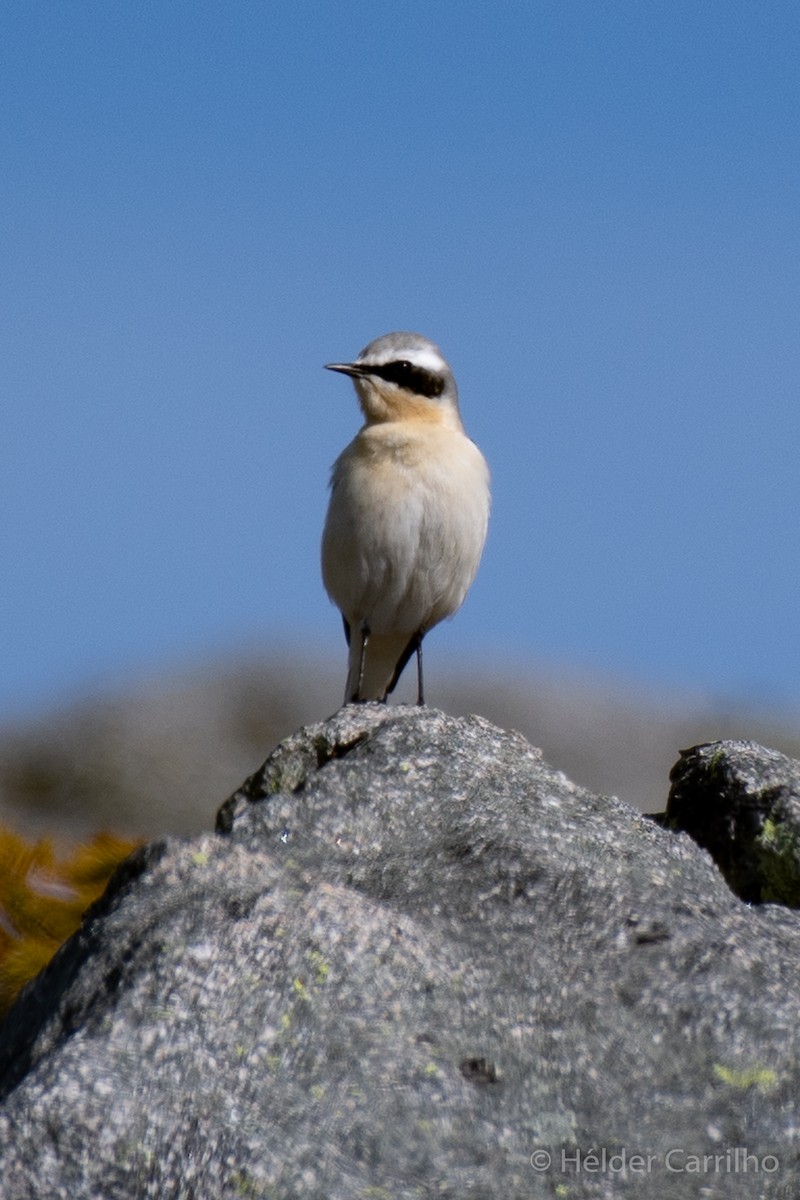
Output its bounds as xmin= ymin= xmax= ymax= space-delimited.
xmin=3 ymin=1 xmax=800 ymax=720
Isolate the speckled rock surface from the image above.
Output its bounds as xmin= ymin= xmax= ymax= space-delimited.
xmin=0 ymin=707 xmax=798 ymax=1199
xmin=668 ymin=739 xmax=800 ymax=906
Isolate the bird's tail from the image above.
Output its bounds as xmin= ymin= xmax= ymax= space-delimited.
xmin=345 ymin=630 xmax=416 ymax=702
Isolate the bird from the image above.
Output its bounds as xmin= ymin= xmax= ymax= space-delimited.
xmin=321 ymin=331 xmax=490 ymax=704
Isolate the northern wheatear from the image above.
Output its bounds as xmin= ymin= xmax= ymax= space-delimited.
xmin=321 ymin=332 xmax=490 ymax=704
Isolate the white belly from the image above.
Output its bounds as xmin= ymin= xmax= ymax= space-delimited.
xmin=322 ymin=421 xmax=490 ymax=637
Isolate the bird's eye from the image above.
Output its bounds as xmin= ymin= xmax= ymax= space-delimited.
xmin=371 ymin=360 xmax=446 ymax=399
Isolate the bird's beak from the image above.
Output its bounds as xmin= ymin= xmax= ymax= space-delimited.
xmin=324 ymin=361 xmax=366 ymax=378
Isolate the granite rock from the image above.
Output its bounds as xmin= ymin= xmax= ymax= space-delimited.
xmin=667 ymin=739 xmax=800 ymax=906
xmin=0 ymin=707 xmax=798 ymax=1199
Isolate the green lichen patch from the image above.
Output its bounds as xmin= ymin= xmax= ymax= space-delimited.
xmin=755 ymin=815 xmax=800 ymax=907
xmin=712 ymin=1063 xmax=779 ymax=1092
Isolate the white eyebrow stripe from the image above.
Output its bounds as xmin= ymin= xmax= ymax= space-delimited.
xmin=361 ymin=348 xmax=445 ymax=374
xmin=407 ymin=348 xmax=446 ymax=372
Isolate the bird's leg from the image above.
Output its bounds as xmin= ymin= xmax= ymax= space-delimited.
xmin=386 ymin=630 xmax=425 ymax=702
xmin=357 ymin=622 xmax=370 ymax=700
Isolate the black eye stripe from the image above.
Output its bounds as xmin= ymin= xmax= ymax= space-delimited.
xmin=366 ymin=359 xmax=446 ymax=399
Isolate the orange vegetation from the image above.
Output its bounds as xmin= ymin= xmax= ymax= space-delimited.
xmin=0 ymin=828 xmax=141 ymax=1018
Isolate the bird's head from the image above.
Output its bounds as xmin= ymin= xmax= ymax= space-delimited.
xmin=325 ymin=332 xmax=461 ymax=427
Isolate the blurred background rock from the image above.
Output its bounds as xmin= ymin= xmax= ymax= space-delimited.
xmin=2 ymin=646 xmax=798 ymax=841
